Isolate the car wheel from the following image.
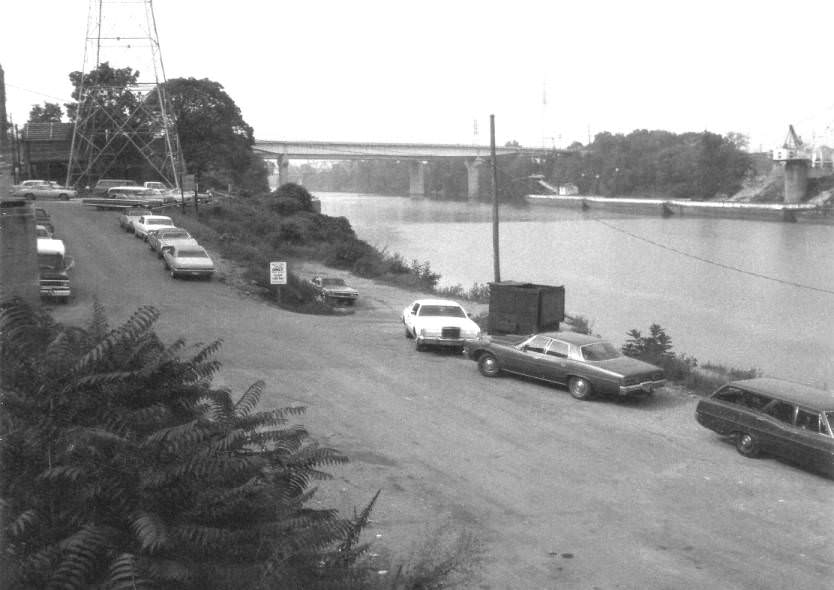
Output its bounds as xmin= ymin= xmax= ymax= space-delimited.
xmin=405 ymin=326 xmax=413 ymax=339
xmin=735 ymin=432 xmax=760 ymax=458
xmin=478 ymin=353 xmax=500 ymax=377
xmin=568 ymin=377 xmax=593 ymax=400
xmin=170 ymin=270 xmax=178 ymax=279
xmin=415 ymin=341 xmax=426 ymax=352
xmin=59 ymin=194 xmax=68 ymax=200
xmin=24 ymin=193 xmax=35 ymax=200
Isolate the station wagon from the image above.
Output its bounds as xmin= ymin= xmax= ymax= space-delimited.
xmin=695 ymin=377 xmax=834 ymax=477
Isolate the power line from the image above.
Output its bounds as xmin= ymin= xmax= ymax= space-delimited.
xmin=595 ymin=218 xmax=834 ymax=296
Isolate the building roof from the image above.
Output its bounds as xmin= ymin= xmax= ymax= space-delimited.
xmin=21 ymin=122 xmax=73 ymax=142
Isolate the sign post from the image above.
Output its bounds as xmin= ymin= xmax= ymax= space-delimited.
xmin=269 ymin=261 xmax=287 ymax=303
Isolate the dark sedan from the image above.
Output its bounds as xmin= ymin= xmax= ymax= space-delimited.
xmin=695 ymin=378 xmax=834 ymax=477
xmin=465 ymin=330 xmax=665 ymax=400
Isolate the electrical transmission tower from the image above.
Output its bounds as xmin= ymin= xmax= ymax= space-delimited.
xmin=66 ymin=0 xmax=181 ymax=190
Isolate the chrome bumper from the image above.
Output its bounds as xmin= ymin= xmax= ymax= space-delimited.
xmin=619 ymin=379 xmax=666 ymax=395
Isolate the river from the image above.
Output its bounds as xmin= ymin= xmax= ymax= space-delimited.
xmin=316 ymin=192 xmax=834 ymax=388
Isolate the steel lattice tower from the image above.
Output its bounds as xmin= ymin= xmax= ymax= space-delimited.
xmin=66 ymin=0 xmax=182 ymax=190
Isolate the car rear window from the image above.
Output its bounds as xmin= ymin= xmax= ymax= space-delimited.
xmin=178 ymin=249 xmax=208 ymax=258
xmin=419 ymin=305 xmax=465 ymax=317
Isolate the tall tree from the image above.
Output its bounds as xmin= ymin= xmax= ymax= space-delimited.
xmin=156 ymin=77 xmax=268 ymax=195
xmin=28 ymin=102 xmax=63 ymax=123
xmin=66 ymin=62 xmax=145 ymax=180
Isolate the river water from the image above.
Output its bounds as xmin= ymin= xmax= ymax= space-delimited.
xmin=317 ymin=192 xmax=834 ymax=387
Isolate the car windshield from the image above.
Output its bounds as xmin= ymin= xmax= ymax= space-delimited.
xmin=178 ymin=249 xmax=208 ymax=258
xmin=580 ymin=341 xmax=622 ymax=361
xmin=322 ymin=278 xmax=346 ymax=286
xmin=419 ymin=305 xmax=465 ymax=317
xmin=38 ymin=254 xmax=63 ymax=271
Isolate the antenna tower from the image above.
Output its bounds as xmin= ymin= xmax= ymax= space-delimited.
xmin=66 ymin=0 xmax=181 ymax=190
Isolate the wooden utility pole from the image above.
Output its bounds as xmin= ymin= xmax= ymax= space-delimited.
xmin=490 ymin=114 xmax=500 ymax=282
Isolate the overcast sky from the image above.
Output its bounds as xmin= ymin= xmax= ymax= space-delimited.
xmin=3 ymin=0 xmax=833 ymax=151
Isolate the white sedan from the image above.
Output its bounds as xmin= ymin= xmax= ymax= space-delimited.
xmin=401 ymin=298 xmax=481 ymax=353
xmin=133 ymin=215 xmax=175 ymax=240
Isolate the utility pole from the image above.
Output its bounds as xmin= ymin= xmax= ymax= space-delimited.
xmin=490 ymin=114 xmax=500 ymax=283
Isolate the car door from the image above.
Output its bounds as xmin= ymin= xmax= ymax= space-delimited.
xmin=503 ymin=334 xmax=550 ymax=377
xmin=756 ymin=399 xmax=797 ymax=454
xmin=537 ymin=338 xmax=570 ymax=384
xmin=404 ymin=302 xmax=421 ymax=332
xmin=780 ymin=407 xmax=834 ymax=471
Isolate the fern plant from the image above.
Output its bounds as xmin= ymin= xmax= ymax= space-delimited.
xmin=0 ymin=298 xmax=377 ymax=590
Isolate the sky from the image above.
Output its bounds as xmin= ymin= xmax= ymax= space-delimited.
xmin=2 ymin=0 xmax=833 ymax=152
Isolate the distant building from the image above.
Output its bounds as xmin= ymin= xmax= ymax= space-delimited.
xmin=19 ymin=122 xmax=73 ymax=183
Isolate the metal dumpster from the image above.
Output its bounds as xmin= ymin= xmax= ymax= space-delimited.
xmin=487 ymin=281 xmax=565 ymax=335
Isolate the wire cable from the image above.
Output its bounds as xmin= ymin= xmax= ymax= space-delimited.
xmin=595 ymin=218 xmax=834 ymax=296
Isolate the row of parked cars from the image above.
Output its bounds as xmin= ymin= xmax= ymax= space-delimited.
xmin=117 ymin=208 xmax=215 ymax=280
xmin=400 ymin=298 xmax=833 ymax=477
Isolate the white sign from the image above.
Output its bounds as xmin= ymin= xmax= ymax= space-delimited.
xmin=269 ymin=261 xmax=287 ymax=285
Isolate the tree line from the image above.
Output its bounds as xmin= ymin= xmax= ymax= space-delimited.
xmin=296 ymin=130 xmax=754 ymax=202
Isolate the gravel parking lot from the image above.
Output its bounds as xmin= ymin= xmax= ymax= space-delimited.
xmin=44 ymin=201 xmax=833 ymax=589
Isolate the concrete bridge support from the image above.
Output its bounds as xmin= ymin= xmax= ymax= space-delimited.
xmin=276 ymin=155 xmax=290 ymax=188
xmin=465 ymin=157 xmax=483 ymax=201
xmin=408 ymin=160 xmax=425 ymax=196
xmin=783 ymin=160 xmax=808 ymax=204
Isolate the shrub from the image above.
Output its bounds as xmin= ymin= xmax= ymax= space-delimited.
xmin=621 ymin=324 xmax=697 ymax=381
xmin=274 ymin=182 xmax=315 ymax=212
xmin=0 ymin=298 xmax=377 ymax=589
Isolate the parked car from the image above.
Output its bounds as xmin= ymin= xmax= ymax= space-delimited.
xmin=92 ymin=178 xmax=138 ymax=196
xmin=14 ymin=181 xmax=76 ymax=200
xmin=118 ymin=206 xmax=153 ymax=232
xmin=695 ymin=378 xmax=834 ymax=477
xmin=148 ymin=228 xmax=198 ymax=257
xmin=464 ymin=331 xmax=666 ymax=400
xmin=162 ymin=244 xmax=215 ymax=280
xmin=401 ymin=299 xmax=481 ymax=353
xmin=133 ymin=215 xmax=175 ymax=240
xmin=35 ymin=208 xmax=54 ymax=235
xmin=310 ymin=275 xmax=359 ymax=306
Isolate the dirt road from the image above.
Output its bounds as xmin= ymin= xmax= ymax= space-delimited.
xmin=44 ymin=201 xmax=832 ymax=589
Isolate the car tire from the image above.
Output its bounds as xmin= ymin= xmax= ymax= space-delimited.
xmin=170 ymin=270 xmax=178 ymax=279
xmin=568 ymin=376 xmax=594 ymax=400
xmin=478 ymin=353 xmax=501 ymax=377
xmin=735 ymin=432 xmax=760 ymax=458
xmin=59 ymin=194 xmax=68 ymax=200
xmin=415 ymin=341 xmax=426 ymax=352
xmin=24 ymin=193 xmax=35 ymax=200
xmin=405 ymin=326 xmax=413 ymax=339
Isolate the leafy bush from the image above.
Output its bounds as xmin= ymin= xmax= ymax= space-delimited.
xmin=274 ymin=182 xmax=315 ymax=212
xmin=0 ymin=298 xmax=378 ymax=589
xmin=621 ymin=324 xmax=697 ymax=381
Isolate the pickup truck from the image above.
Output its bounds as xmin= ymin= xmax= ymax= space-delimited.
xmin=37 ymin=238 xmax=74 ymax=303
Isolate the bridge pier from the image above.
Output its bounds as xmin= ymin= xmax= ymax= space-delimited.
xmin=464 ymin=157 xmax=483 ymax=201
xmin=408 ymin=160 xmax=425 ymax=196
xmin=783 ymin=160 xmax=808 ymax=204
xmin=276 ymin=155 xmax=290 ymax=188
